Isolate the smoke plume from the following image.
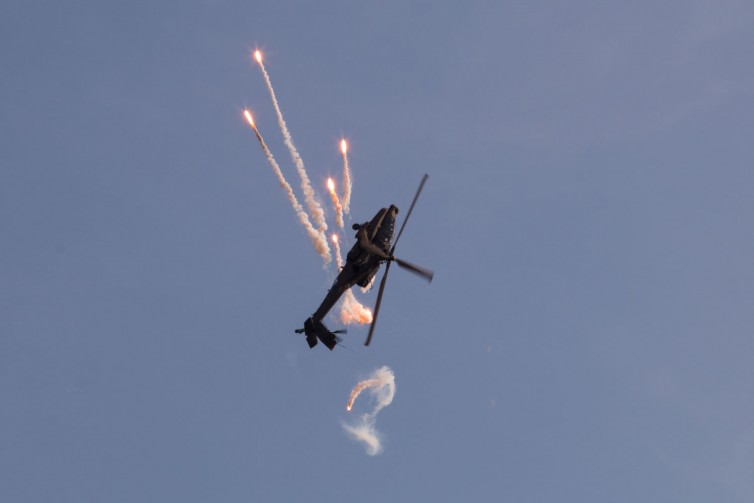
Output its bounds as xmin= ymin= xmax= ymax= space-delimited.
xmin=342 ymin=366 xmax=395 ymax=456
xmin=340 ymin=290 xmax=373 ymax=325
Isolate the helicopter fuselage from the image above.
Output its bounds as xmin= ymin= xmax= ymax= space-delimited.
xmin=294 ymin=172 xmax=432 ymax=350
xmin=296 ymin=205 xmax=398 ymax=349
xmin=313 ymin=204 xmax=397 ymax=320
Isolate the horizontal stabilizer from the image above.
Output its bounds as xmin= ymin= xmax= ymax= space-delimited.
xmin=297 ymin=317 xmax=341 ymax=351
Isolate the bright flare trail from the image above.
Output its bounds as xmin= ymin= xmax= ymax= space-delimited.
xmin=340 ymin=139 xmax=352 ymax=214
xmin=327 ymin=178 xmax=344 ymax=229
xmin=254 ymin=50 xmax=329 ymax=240
xmin=243 ymin=110 xmax=332 ymax=264
xmin=346 ymin=378 xmax=381 ymax=411
xmin=342 ymin=366 xmax=396 ymax=456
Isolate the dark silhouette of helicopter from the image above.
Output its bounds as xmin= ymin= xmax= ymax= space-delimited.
xmin=295 ymin=174 xmax=434 ymax=350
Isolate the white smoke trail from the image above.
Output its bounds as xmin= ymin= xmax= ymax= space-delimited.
xmin=342 ymin=366 xmax=395 ymax=456
xmin=255 ymin=51 xmax=329 ymax=238
xmin=244 ymin=111 xmax=332 ymax=264
xmin=360 ymin=275 xmax=376 ymax=294
xmin=331 ymin=234 xmax=343 ymax=270
xmin=340 ymin=289 xmax=372 ymax=325
xmin=346 ymin=378 xmax=381 ymax=411
xmin=327 ymin=178 xmax=344 ymax=229
xmin=340 ymin=139 xmax=352 ymax=214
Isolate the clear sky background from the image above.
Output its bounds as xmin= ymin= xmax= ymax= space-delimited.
xmin=3 ymin=1 xmax=754 ymax=501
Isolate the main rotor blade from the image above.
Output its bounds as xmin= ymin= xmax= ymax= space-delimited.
xmin=364 ymin=261 xmax=392 ymax=346
xmin=394 ymin=257 xmax=434 ymax=282
xmin=391 ymin=173 xmax=428 ymax=255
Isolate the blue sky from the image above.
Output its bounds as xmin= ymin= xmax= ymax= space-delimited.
xmin=3 ymin=1 xmax=754 ymax=501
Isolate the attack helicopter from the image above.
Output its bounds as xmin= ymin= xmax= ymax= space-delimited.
xmin=295 ymin=174 xmax=434 ymax=350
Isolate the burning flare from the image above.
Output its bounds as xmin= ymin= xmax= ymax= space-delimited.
xmin=244 ymin=109 xmax=255 ymax=127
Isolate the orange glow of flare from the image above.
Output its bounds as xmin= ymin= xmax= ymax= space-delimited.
xmin=327 ymin=177 xmax=336 ymax=193
xmin=340 ymin=139 xmax=348 ymax=154
xmin=331 ymin=234 xmax=338 ymax=244
xmin=254 ymin=50 xmax=263 ymax=64
xmin=243 ymin=109 xmax=255 ymax=128
xmin=340 ymin=291 xmax=372 ymax=325
xmin=351 ymin=306 xmax=373 ymax=325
